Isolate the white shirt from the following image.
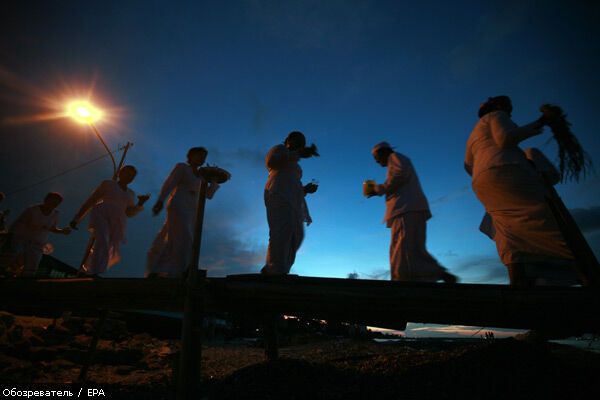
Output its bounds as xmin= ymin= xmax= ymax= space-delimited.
xmin=376 ymin=152 xmax=430 ymax=225
xmin=11 ymin=205 xmax=58 ymax=246
xmin=465 ymin=111 xmax=541 ymax=181
xmin=264 ymin=144 xmax=310 ymax=223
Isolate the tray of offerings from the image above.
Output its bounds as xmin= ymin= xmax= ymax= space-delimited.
xmin=199 ymin=165 xmax=231 ymax=184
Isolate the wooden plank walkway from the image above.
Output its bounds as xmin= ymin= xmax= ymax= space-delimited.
xmin=2 ymin=274 xmax=599 ymax=399
xmin=1 ymin=274 xmax=599 ymax=333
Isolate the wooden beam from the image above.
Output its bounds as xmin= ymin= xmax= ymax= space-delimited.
xmin=207 ymin=275 xmax=600 ymax=333
xmin=0 ymin=278 xmax=186 ymax=311
xmin=0 ymin=275 xmax=598 ymax=333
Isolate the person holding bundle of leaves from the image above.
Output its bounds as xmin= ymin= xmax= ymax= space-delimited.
xmin=261 ymin=131 xmax=319 ymax=275
xmin=464 ymin=96 xmax=592 ymax=286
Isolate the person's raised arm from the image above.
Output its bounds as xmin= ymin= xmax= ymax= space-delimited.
xmin=48 ymin=213 xmax=71 ymax=235
xmin=489 ymin=111 xmax=544 ymax=148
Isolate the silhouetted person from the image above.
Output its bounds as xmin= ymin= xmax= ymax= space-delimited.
xmin=70 ymin=165 xmax=149 ymax=276
xmin=465 ymin=96 xmax=574 ymax=286
xmin=261 ymin=131 xmax=318 ymax=275
xmin=146 ymin=147 xmax=220 ymax=278
xmin=6 ymin=192 xmax=71 ymax=277
xmin=368 ymin=142 xmax=457 ymax=283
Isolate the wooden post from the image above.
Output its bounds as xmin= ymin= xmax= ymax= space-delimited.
xmin=177 ymin=179 xmax=208 ymax=400
xmin=543 ymin=177 xmax=600 ymax=286
xmin=263 ymin=313 xmax=279 ymax=361
xmin=114 ymin=142 xmax=133 ymax=179
xmin=78 ymin=309 xmax=109 ymax=382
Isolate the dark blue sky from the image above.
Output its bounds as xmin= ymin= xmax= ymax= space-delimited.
xmin=1 ymin=0 xmax=599 ymax=288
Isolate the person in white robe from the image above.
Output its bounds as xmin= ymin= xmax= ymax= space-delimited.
xmin=7 ymin=192 xmax=71 ymax=277
xmin=146 ymin=147 xmax=220 ymax=278
xmin=70 ymin=166 xmax=149 ymax=276
xmin=464 ymin=96 xmax=574 ymax=286
xmin=478 ymin=147 xmax=578 ymax=286
xmin=368 ymin=142 xmax=457 ymax=283
xmin=262 ymin=131 xmax=318 ymax=275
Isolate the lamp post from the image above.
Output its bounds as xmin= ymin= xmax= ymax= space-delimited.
xmin=66 ymin=100 xmax=117 ymax=179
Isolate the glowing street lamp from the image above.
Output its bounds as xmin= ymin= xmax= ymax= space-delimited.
xmin=66 ymin=100 xmax=117 ymax=177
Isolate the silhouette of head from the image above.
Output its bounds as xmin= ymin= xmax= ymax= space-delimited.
xmin=43 ymin=192 xmax=63 ymax=210
xmin=187 ymin=147 xmax=208 ymax=167
xmin=118 ymin=165 xmax=138 ymax=185
xmin=478 ymin=96 xmax=512 ymax=118
xmin=372 ymin=142 xmax=393 ymax=167
xmin=285 ymin=131 xmax=306 ymax=151
xmin=0 ymin=192 xmax=4 ymax=203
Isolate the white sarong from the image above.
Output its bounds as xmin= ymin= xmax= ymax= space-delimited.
xmin=389 ymin=211 xmax=446 ymax=282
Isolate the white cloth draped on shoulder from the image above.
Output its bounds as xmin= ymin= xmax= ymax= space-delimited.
xmin=146 ymin=163 xmax=219 ymax=277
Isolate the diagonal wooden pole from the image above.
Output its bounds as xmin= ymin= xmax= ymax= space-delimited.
xmin=543 ymin=176 xmax=600 ymax=286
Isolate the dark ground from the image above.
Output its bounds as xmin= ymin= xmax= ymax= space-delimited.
xmin=1 ymin=311 xmax=599 ymax=399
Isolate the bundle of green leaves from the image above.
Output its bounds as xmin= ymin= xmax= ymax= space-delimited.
xmin=540 ymin=104 xmax=593 ymax=182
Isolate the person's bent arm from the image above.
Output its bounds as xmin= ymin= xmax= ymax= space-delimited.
xmin=490 ymin=111 xmax=544 ymax=148
xmin=206 ymin=181 xmax=220 ymax=199
xmin=265 ymin=145 xmax=292 ymax=170
xmin=375 ymin=154 xmax=410 ymax=196
xmin=71 ymin=182 xmax=108 ymax=226
xmin=126 ymin=194 xmax=149 ymax=217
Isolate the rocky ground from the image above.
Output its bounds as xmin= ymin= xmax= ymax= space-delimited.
xmin=1 ymin=311 xmax=599 ymax=399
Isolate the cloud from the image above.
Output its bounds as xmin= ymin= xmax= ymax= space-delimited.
xmin=449 ymin=254 xmax=508 ymax=284
xmin=0 ymin=101 xmax=267 ymax=276
xmin=250 ymin=97 xmax=269 ymax=135
xmin=360 ymin=253 xmax=506 ymax=284
xmin=208 ymin=147 xmax=265 ymax=169
xmin=359 ymin=268 xmax=390 ymax=280
xmin=437 ymin=250 xmax=458 ymax=258
xmin=430 ymin=185 xmax=470 ymax=206
xmin=447 ymin=1 xmax=533 ymax=80
xmin=197 ymin=192 xmax=267 ymax=276
xmin=242 ymin=0 xmax=375 ymax=51
xmin=569 ymin=206 xmax=600 ymax=234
